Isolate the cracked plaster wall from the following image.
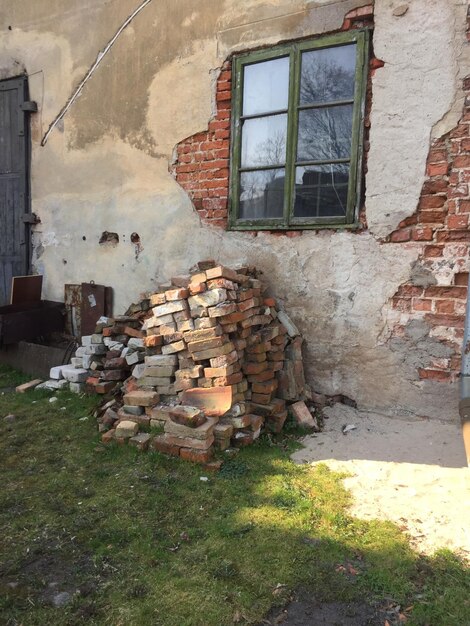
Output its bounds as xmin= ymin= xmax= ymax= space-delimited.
xmin=0 ymin=0 xmax=468 ymax=420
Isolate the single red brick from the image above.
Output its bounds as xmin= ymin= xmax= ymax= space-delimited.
xmin=390 ymin=228 xmax=411 ymax=242
xmin=208 ymin=120 xmax=230 ymax=133
xmin=460 ymin=138 xmax=470 ymax=152
xmin=412 ymin=227 xmax=434 ymax=241
xmin=447 ymin=214 xmax=469 ymax=229
xmin=419 ymin=195 xmax=446 ymax=209
xmin=144 ymin=335 xmax=163 ymax=348
xmin=179 ymin=447 xmax=213 ymax=464
xmin=446 ymin=199 xmax=458 ymax=215
xmin=152 ymin=436 xmax=180 ymax=457
xmin=398 ymin=215 xmax=418 ymax=229
xmin=218 ymin=70 xmax=231 ymax=82
xmin=419 ymin=210 xmax=445 ymax=224
xmin=449 ymin=124 xmax=470 ymax=138
xmin=454 ymin=155 xmax=470 ymax=168
xmin=424 ymin=313 xmax=465 ymax=328
xmin=397 ymin=285 xmax=423 ymax=297
xmin=214 ymin=129 xmax=230 ymax=140
xmin=421 ymin=178 xmax=448 ymax=194
xmin=425 ymin=285 xmax=467 ymax=299
xmin=427 ymin=162 xmax=449 ymax=176
xmin=418 ymin=368 xmax=451 ymax=381
xmin=216 ymin=90 xmax=231 ymax=102
xmin=391 ymin=297 xmax=412 ymax=312
xmin=435 ymin=300 xmax=455 ymax=314
xmin=448 ymin=184 xmax=469 ymax=199
xmin=215 ymin=109 xmax=230 ymax=123
xmin=439 ymin=230 xmax=470 ymax=241
xmin=345 ymin=4 xmax=373 ymax=18
xmin=455 ymin=272 xmax=469 ymax=286
xmin=217 ymin=80 xmax=231 ymax=92
xmin=214 ymin=148 xmax=230 ymax=159
xmin=427 ymin=150 xmax=448 ymax=163
xmin=101 ymin=429 xmax=116 ymax=444
xmin=413 ymin=298 xmax=433 ymax=312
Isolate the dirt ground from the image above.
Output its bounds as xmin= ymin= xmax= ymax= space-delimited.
xmin=291 ymin=404 xmax=470 ymax=560
xmin=262 ymin=597 xmax=387 ymax=626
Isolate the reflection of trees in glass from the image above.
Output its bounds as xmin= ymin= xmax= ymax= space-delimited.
xmin=240 ymin=128 xmax=286 ymax=219
xmin=299 ymin=53 xmax=355 ymax=163
xmin=254 ymin=129 xmax=286 ymax=167
xmin=298 ymin=106 xmax=352 ymax=162
xmin=300 ymin=50 xmax=355 ymax=104
xmin=240 ymin=169 xmax=284 ymax=219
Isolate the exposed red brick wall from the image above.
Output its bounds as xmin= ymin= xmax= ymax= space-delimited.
xmin=171 ymin=62 xmax=231 ymax=229
xmin=172 ymin=5 xmax=375 ymax=232
xmin=388 ymin=80 xmax=470 ymax=382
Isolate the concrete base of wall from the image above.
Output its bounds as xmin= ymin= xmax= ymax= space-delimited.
xmin=0 ymin=341 xmax=70 ymax=379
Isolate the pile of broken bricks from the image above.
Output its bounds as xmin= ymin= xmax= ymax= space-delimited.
xmin=41 ymin=261 xmax=317 ymax=463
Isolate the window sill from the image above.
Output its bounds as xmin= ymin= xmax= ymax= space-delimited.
xmin=228 ymin=221 xmax=362 ymax=232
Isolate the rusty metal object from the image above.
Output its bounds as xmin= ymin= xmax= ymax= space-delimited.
xmin=80 ymin=283 xmax=107 ymax=336
xmin=0 ymin=301 xmax=64 ymax=346
xmin=182 ymin=387 xmax=232 ymax=417
xmin=65 ymin=283 xmax=113 ymax=337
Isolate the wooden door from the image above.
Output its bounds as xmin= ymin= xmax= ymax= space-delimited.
xmin=0 ymin=77 xmax=31 ymax=306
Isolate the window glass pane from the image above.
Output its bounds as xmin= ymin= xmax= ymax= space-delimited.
xmin=241 ymin=113 xmax=287 ymax=168
xmin=294 ymin=164 xmax=349 ymax=218
xmin=240 ymin=169 xmax=285 ymax=219
xmin=297 ymin=105 xmax=352 ymax=162
xmin=243 ymin=57 xmax=289 ymax=115
xmin=300 ymin=44 xmax=356 ymax=104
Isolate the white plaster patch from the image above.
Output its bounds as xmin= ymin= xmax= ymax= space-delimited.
xmin=40 ymin=232 xmax=60 ymax=247
xmin=366 ymin=0 xmax=470 ymax=238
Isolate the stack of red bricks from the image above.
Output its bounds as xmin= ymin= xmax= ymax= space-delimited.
xmin=89 ymin=261 xmax=307 ymax=462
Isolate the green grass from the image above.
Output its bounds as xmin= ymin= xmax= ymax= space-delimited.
xmin=0 ymin=364 xmax=469 ymax=625
xmin=0 ymin=363 xmax=31 ymax=390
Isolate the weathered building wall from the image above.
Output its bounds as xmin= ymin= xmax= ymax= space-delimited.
xmin=0 ymin=0 xmax=469 ymax=420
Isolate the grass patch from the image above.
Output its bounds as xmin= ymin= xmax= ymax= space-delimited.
xmin=0 ymin=363 xmax=32 ymax=390
xmin=0 ymin=379 xmax=468 ymax=625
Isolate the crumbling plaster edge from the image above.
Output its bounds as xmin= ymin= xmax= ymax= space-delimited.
xmin=430 ymin=2 xmax=470 ymax=140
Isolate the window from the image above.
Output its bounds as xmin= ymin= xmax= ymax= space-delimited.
xmin=229 ymin=30 xmax=369 ymax=230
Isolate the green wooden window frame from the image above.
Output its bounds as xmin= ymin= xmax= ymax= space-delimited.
xmin=228 ymin=29 xmax=369 ymax=231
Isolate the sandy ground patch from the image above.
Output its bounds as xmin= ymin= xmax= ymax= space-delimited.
xmin=291 ymin=404 xmax=470 ymax=559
